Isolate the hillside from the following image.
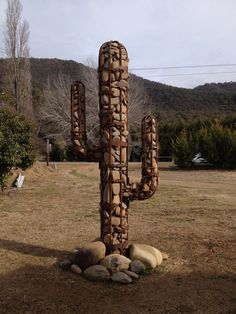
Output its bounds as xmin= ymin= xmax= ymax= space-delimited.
xmin=0 ymin=58 xmax=236 ymax=121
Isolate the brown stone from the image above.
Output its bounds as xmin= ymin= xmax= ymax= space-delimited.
xmin=101 ymin=254 xmax=131 ymax=273
xmin=129 ymin=243 xmax=163 ymax=269
xmin=72 ymin=241 xmax=106 ymax=271
xmin=118 ymin=80 xmax=128 ymax=89
xmin=112 ymin=183 xmax=120 ymax=195
xmin=152 ymin=158 xmax=157 ymax=168
xmin=121 ymin=72 xmax=128 ymax=79
xmin=102 ymin=70 xmax=109 ymax=82
xmin=111 ymin=216 xmax=121 ymax=226
xmin=112 ymin=170 xmax=120 ymax=181
xmin=143 ymin=184 xmax=149 ymax=192
xmin=103 ymin=210 xmax=109 ymax=218
xmin=112 ymin=238 xmax=120 ymax=245
xmin=115 ymin=71 xmax=120 ymax=80
xmin=104 ymin=152 xmax=115 ymax=165
xmin=101 ymin=94 xmax=109 ymax=105
xmin=111 ymin=73 xmax=116 ymax=82
xmin=103 ymin=234 xmax=112 ymax=245
xmin=121 ymin=148 xmax=127 ymax=163
xmin=121 ymin=104 xmax=127 ymax=114
xmin=111 ymin=61 xmax=119 ymax=69
xmin=103 ymin=183 xmax=109 ymax=203
xmin=74 ymin=112 xmax=79 ymax=119
xmin=99 ymin=54 xmax=105 ymax=66
xmin=111 ymin=88 xmax=120 ymax=97
xmin=70 ymin=264 xmax=82 ymax=275
xmin=115 ymin=206 xmax=126 ymax=217
xmin=113 ymin=194 xmax=120 ymax=204
xmin=101 ymin=130 xmax=109 ymax=143
xmin=102 ymin=85 xmax=109 ymax=93
xmin=111 ymin=97 xmax=120 ymax=106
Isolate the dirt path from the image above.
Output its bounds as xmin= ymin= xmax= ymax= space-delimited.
xmin=0 ymin=163 xmax=235 ymax=314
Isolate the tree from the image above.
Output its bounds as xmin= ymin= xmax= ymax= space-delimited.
xmin=172 ymin=129 xmax=196 ymax=168
xmin=4 ymin=0 xmax=32 ymax=116
xmin=40 ymin=62 xmax=152 ymax=155
xmin=0 ymin=108 xmax=35 ymax=190
xmin=40 ymin=73 xmax=72 ymax=143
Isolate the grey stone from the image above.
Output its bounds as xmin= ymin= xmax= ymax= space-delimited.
xmin=59 ymin=259 xmax=72 ymax=271
xmin=83 ymin=265 xmax=110 ymax=282
xmin=111 ymin=271 xmax=132 ymax=284
xmin=130 ymin=260 xmax=146 ymax=274
xmin=123 ymin=270 xmax=139 ymax=279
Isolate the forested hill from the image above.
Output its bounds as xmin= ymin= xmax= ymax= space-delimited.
xmin=142 ymin=79 xmax=236 ymax=120
xmin=0 ymin=58 xmax=236 ymax=121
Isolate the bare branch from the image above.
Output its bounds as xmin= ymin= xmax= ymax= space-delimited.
xmin=4 ymin=0 xmax=32 ymax=116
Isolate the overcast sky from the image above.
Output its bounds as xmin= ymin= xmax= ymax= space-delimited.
xmin=0 ymin=0 xmax=236 ymax=88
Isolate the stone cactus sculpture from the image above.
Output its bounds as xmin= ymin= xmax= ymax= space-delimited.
xmin=71 ymin=41 xmax=158 ymax=255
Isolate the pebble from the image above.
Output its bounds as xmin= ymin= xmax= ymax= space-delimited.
xmin=111 ymin=271 xmax=132 ymax=284
xmin=71 ymin=264 xmax=82 ymax=275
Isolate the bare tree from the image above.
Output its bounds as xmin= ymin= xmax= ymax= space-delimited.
xmin=40 ymin=62 xmax=151 ymax=152
xmin=129 ymin=74 xmax=151 ymax=127
xmin=4 ymin=0 xmax=32 ymax=116
xmin=80 ymin=57 xmax=99 ymax=145
xmin=40 ymin=73 xmax=72 ymax=143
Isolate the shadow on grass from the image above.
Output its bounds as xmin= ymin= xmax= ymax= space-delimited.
xmin=0 ymin=263 xmax=236 ymax=313
xmin=0 ymin=238 xmax=69 ymax=258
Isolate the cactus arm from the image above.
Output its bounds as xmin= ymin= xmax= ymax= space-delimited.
xmin=71 ymin=81 xmax=100 ymax=161
xmin=131 ymin=115 xmax=159 ymax=200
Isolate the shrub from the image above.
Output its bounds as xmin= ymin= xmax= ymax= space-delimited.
xmin=0 ymin=109 xmax=35 ymax=190
xmin=172 ymin=119 xmax=236 ymax=169
xmin=172 ymin=129 xmax=196 ymax=168
xmin=50 ymin=138 xmax=67 ymax=161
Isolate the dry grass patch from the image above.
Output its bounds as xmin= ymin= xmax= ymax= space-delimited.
xmin=0 ymin=162 xmax=235 ymax=313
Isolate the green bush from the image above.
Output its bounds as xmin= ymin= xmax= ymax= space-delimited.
xmin=172 ymin=129 xmax=196 ymax=168
xmin=171 ymin=119 xmax=236 ymax=169
xmin=50 ymin=138 xmax=67 ymax=161
xmin=0 ymin=109 xmax=35 ymax=190
xmin=198 ymin=121 xmax=236 ymax=169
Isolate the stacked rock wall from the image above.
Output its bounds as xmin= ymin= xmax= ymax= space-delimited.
xmin=98 ymin=41 xmax=129 ymax=254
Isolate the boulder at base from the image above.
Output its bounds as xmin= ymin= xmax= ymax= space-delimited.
xmin=111 ymin=271 xmax=132 ymax=284
xmin=72 ymin=241 xmax=106 ymax=270
xmin=129 ymin=244 xmax=163 ymax=269
xmin=100 ymin=254 xmax=131 ymax=273
xmin=130 ymin=260 xmax=146 ymax=274
xmin=83 ymin=265 xmax=110 ymax=282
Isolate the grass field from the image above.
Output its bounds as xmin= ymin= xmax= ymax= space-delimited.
xmin=0 ymin=162 xmax=235 ymax=314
